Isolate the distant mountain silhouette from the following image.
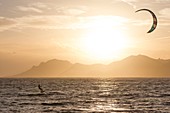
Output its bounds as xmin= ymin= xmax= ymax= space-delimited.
xmin=15 ymin=55 xmax=170 ymax=78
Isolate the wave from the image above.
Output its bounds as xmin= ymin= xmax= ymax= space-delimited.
xmin=41 ymin=101 xmax=75 ymax=106
xmin=18 ymin=93 xmax=46 ymax=97
xmin=18 ymin=91 xmax=65 ymax=97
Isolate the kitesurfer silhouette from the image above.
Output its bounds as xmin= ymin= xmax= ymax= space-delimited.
xmin=38 ymin=84 xmax=44 ymax=93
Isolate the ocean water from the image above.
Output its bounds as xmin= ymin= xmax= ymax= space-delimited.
xmin=0 ymin=78 xmax=170 ymax=113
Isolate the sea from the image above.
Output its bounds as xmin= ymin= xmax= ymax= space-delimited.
xmin=0 ymin=78 xmax=170 ymax=113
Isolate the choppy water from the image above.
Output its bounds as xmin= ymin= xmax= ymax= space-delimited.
xmin=0 ymin=78 xmax=170 ymax=113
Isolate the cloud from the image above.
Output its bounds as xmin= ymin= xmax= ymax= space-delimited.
xmin=29 ymin=2 xmax=48 ymax=9
xmin=0 ymin=17 xmax=17 ymax=31
xmin=120 ymin=0 xmax=170 ymax=11
xmin=56 ymin=6 xmax=88 ymax=16
xmin=66 ymin=8 xmax=86 ymax=16
xmin=0 ymin=14 xmax=129 ymax=32
xmin=155 ymin=0 xmax=170 ymax=3
xmin=0 ymin=15 xmax=83 ymax=31
xmin=75 ymin=16 xmax=129 ymax=29
xmin=0 ymin=17 xmax=16 ymax=26
xmin=120 ymin=0 xmax=137 ymax=9
xmin=16 ymin=15 xmax=78 ymax=29
xmin=16 ymin=3 xmax=87 ymax=16
xmin=16 ymin=15 xmax=128 ymax=30
xmin=159 ymin=8 xmax=170 ymax=18
xmin=17 ymin=6 xmax=43 ymax=13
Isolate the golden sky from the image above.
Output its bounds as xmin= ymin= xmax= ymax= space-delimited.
xmin=0 ymin=0 xmax=170 ymax=76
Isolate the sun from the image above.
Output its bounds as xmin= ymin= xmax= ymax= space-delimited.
xmin=80 ymin=16 xmax=130 ymax=60
xmin=82 ymin=29 xmax=128 ymax=59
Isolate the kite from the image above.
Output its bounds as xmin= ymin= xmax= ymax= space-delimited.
xmin=135 ymin=9 xmax=157 ymax=33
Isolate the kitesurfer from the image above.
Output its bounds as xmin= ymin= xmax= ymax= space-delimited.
xmin=38 ymin=84 xmax=44 ymax=93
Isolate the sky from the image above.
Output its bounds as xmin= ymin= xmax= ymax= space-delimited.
xmin=0 ymin=0 xmax=170 ymax=76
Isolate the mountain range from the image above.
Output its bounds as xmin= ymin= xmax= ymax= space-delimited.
xmin=15 ymin=55 xmax=170 ymax=78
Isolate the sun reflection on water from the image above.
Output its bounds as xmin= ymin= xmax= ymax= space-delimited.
xmin=89 ymin=80 xmax=128 ymax=112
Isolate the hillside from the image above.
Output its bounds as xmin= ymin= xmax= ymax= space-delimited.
xmin=15 ymin=55 xmax=170 ymax=78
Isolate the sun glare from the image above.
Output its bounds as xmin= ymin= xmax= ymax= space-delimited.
xmin=81 ymin=16 xmax=130 ymax=60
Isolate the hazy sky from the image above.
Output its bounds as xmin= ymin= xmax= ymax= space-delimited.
xmin=0 ymin=0 xmax=170 ymax=76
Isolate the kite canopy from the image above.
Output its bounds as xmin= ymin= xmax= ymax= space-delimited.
xmin=135 ymin=9 xmax=157 ymax=33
